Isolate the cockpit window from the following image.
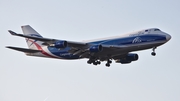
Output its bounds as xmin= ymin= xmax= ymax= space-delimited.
xmin=145 ymin=30 xmax=148 ymax=32
xmin=154 ymin=29 xmax=160 ymax=31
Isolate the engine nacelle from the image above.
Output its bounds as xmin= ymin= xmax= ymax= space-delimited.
xmin=54 ymin=41 xmax=67 ymax=48
xmin=116 ymin=53 xmax=139 ymax=64
xmin=89 ymin=45 xmax=103 ymax=52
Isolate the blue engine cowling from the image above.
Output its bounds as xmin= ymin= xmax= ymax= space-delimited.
xmin=54 ymin=41 xmax=67 ymax=48
xmin=89 ymin=45 xmax=103 ymax=52
xmin=116 ymin=53 xmax=139 ymax=64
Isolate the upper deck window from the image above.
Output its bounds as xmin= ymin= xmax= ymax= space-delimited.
xmin=145 ymin=30 xmax=148 ymax=32
xmin=154 ymin=29 xmax=160 ymax=31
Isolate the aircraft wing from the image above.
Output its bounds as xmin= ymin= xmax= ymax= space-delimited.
xmin=8 ymin=30 xmax=87 ymax=48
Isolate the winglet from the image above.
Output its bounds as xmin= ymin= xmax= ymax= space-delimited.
xmin=8 ymin=30 xmax=17 ymax=35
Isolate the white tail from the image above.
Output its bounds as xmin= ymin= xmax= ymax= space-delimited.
xmin=21 ymin=25 xmax=43 ymax=49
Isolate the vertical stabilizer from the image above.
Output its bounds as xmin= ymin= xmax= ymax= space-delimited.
xmin=21 ymin=25 xmax=42 ymax=36
xmin=21 ymin=25 xmax=43 ymax=49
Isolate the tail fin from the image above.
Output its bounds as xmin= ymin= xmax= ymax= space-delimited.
xmin=21 ymin=25 xmax=43 ymax=49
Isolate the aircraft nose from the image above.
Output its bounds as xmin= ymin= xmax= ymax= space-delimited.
xmin=166 ymin=34 xmax=171 ymax=41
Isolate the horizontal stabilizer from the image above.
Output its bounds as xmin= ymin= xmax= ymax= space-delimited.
xmin=6 ymin=46 xmax=41 ymax=53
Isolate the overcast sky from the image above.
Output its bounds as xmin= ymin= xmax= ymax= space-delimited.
xmin=0 ymin=0 xmax=180 ymax=101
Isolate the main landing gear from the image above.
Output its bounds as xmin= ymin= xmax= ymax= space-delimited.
xmin=87 ymin=59 xmax=101 ymax=65
xmin=105 ymin=59 xmax=112 ymax=67
xmin=87 ymin=59 xmax=112 ymax=67
xmin=151 ymin=47 xmax=156 ymax=56
xmin=93 ymin=61 xmax=101 ymax=65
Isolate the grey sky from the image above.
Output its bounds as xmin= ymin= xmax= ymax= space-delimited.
xmin=0 ymin=0 xmax=180 ymax=101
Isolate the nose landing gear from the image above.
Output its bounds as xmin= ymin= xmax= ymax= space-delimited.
xmin=151 ymin=47 xmax=156 ymax=56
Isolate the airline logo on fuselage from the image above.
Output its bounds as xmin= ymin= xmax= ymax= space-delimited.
xmin=132 ymin=37 xmax=142 ymax=43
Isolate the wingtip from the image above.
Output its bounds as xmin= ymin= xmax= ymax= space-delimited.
xmin=6 ymin=46 xmax=12 ymax=49
xmin=8 ymin=30 xmax=17 ymax=35
xmin=6 ymin=46 xmax=14 ymax=50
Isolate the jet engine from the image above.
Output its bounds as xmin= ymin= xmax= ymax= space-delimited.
xmin=89 ymin=45 xmax=103 ymax=52
xmin=116 ymin=53 xmax=139 ymax=64
xmin=54 ymin=41 xmax=67 ymax=48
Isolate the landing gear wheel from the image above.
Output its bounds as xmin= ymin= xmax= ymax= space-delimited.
xmin=87 ymin=60 xmax=92 ymax=64
xmin=106 ymin=63 xmax=110 ymax=67
xmin=151 ymin=52 xmax=156 ymax=56
xmin=97 ymin=61 xmax=101 ymax=65
xmin=91 ymin=61 xmax=101 ymax=66
xmin=93 ymin=61 xmax=98 ymax=65
xmin=151 ymin=47 xmax=157 ymax=56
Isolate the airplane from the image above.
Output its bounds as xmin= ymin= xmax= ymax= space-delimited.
xmin=6 ymin=25 xmax=171 ymax=67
